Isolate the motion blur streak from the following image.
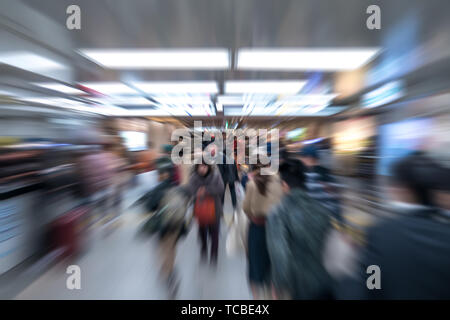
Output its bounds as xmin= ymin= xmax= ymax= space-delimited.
xmin=0 ymin=0 xmax=450 ymax=300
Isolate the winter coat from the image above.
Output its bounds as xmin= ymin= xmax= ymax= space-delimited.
xmin=266 ymin=188 xmax=333 ymax=299
xmin=337 ymin=205 xmax=450 ymax=299
xmin=185 ymin=166 xmax=225 ymax=223
xmin=305 ymin=166 xmax=341 ymax=221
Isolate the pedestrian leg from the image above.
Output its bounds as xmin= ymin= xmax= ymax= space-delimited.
xmin=198 ymin=226 xmax=208 ymax=260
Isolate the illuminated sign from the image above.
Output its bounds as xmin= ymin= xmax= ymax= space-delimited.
xmin=362 ymin=80 xmax=404 ymax=108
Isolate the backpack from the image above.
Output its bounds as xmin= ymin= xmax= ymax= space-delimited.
xmin=139 ymin=186 xmax=190 ymax=236
xmin=194 ymin=193 xmax=216 ymax=226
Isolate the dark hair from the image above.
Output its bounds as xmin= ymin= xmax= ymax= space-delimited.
xmin=194 ymin=163 xmax=212 ymax=177
xmin=390 ymin=152 xmax=447 ymax=206
xmin=253 ymin=172 xmax=271 ymax=196
xmin=279 ymin=158 xmax=306 ymax=189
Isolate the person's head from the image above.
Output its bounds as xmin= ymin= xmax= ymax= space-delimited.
xmin=251 ymin=162 xmax=272 ymax=196
xmin=156 ymin=157 xmax=174 ymax=182
xmin=161 ymin=144 xmax=173 ymax=156
xmin=279 ymin=158 xmax=307 ymax=193
xmin=425 ymin=160 xmax=450 ymax=210
xmin=298 ymin=145 xmax=319 ymax=167
xmin=196 ymin=163 xmax=212 ymax=177
xmin=389 ymin=153 xmax=439 ymax=206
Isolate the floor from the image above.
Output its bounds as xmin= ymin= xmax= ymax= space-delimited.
xmin=14 ymin=184 xmax=252 ymax=300
xmin=11 ymin=176 xmax=374 ymax=300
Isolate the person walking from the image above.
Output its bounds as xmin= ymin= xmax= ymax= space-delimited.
xmin=217 ymin=132 xmax=240 ymax=211
xmin=138 ymin=157 xmax=188 ymax=298
xmin=242 ymin=163 xmax=283 ymax=299
xmin=186 ymin=163 xmax=224 ymax=265
xmin=336 ymin=153 xmax=450 ymax=299
xmin=266 ymin=158 xmax=334 ymax=300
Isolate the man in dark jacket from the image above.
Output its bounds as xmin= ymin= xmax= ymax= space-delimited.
xmin=217 ymin=132 xmax=239 ymax=210
xmin=299 ymin=145 xmax=342 ymax=222
xmin=337 ymin=153 xmax=450 ymax=299
xmin=266 ymin=158 xmax=333 ymax=299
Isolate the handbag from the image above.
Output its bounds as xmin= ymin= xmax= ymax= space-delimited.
xmin=194 ymin=193 xmax=216 ymax=226
xmin=226 ymin=208 xmax=248 ymax=256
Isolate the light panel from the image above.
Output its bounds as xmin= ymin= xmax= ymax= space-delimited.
xmin=34 ymin=83 xmax=86 ymax=95
xmin=80 ymin=82 xmax=138 ymax=95
xmin=78 ymin=49 xmax=230 ymax=69
xmin=237 ymin=48 xmax=381 ymax=71
xmin=91 ymin=96 xmax=155 ymax=106
xmin=132 ymin=81 xmax=218 ymax=94
xmin=225 ymin=81 xmax=306 ymax=94
xmin=0 ymin=51 xmax=67 ymax=72
xmin=218 ymin=94 xmax=337 ymax=106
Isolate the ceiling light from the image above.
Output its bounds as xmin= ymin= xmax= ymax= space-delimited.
xmin=34 ymin=83 xmax=85 ymax=95
xmin=217 ymin=93 xmax=337 ymax=106
xmin=151 ymin=96 xmax=212 ymax=104
xmin=132 ymin=81 xmax=218 ymax=94
xmin=225 ymin=81 xmax=306 ymax=94
xmin=91 ymin=96 xmax=155 ymax=106
xmin=80 ymin=82 xmax=138 ymax=95
xmin=0 ymin=51 xmax=67 ymax=72
xmin=280 ymin=94 xmax=338 ymax=104
xmin=237 ymin=48 xmax=381 ymax=71
xmin=78 ymin=49 xmax=230 ymax=69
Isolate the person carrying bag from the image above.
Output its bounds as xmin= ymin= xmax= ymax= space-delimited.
xmin=186 ymin=163 xmax=224 ymax=266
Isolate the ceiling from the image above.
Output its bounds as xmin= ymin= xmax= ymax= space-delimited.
xmin=1 ymin=0 xmax=449 ymax=124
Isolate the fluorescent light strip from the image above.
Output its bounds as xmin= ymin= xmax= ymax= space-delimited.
xmin=34 ymin=83 xmax=85 ymax=95
xmin=80 ymin=82 xmax=138 ymax=95
xmin=91 ymin=96 xmax=155 ymax=106
xmin=20 ymin=96 xmax=126 ymax=115
xmin=218 ymin=94 xmax=337 ymax=106
xmin=132 ymin=81 xmax=218 ymax=94
xmin=0 ymin=51 xmax=67 ymax=72
xmin=224 ymin=106 xmax=345 ymax=117
xmin=78 ymin=49 xmax=230 ymax=70
xmin=237 ymin=48 xmax=380 ymax=71
xmin=151 ymin=96 xmax=212 ymax=104
xmin=225 ymin=81 xmax=306 ymax=94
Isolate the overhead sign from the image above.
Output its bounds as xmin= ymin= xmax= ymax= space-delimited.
xmin=362 ymin=80 xmax=404 ymax=108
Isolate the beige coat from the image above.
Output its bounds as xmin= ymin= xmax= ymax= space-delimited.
xmin=243 ymin=174 xmax=284 ymax=220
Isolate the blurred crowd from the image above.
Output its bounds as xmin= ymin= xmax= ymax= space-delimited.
xmin=2 ymin=125 xmax=450 ymax=300
xmin=133 ymin=132 xmax=450 ymax=299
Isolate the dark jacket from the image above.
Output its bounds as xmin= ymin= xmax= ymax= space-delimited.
xmin=137 ymin=179 xmax=174 ymax=212
xmin=305 ymin=166 xmax=341 ymax=221
xmin=217 ymin=151 xmax=239 ymax=184
xmin=266 ymin=188 xmax=333 ymax=299
xmin=185 ymin=166 xmax=225 ymax=223
xmin=337 ymin=206 xmax=450 ymax=299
